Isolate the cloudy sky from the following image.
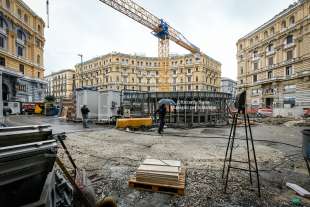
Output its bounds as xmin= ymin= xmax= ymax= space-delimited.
xmin=24 ymin=0 xmax=295 ymax=80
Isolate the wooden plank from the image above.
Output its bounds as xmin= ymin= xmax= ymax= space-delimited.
xmin=137 ymin=165 xmax=179 ymax=173
xmin=286 ymin=182 xmax=310 ymax=197
xmin=143 ymin=159 xmax=181 ymax=167
xmin=128 ymin=167 xmax=186 ymax=195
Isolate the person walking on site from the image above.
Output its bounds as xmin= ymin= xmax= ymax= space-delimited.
xmin=155 ymin=104 xmax=167 ymax=134
xmin=81 ymin=105 xmax=90 ymax=128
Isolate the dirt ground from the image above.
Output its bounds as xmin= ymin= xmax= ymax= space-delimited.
xmin=6 ymin=115 xmax=310 ymax=207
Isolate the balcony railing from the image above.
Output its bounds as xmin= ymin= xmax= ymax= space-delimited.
xmin=266 ymin=50 xmax=275 ymax=56
xmin=252 ymin=56 xmax=260 ymax=61
xmin=284 ymin=42 xmax=295 ymax=49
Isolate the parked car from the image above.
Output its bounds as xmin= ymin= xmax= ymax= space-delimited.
xmin=257 ymin=107 xmax=273 ymax=117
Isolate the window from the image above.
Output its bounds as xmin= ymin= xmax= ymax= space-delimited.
xmin=253 ymin=50 xmax=258 ymax=58
xmin=0 ymin=35 xmax=5 ymax=48
xmin=17 ymin=45 xmax=23 ymax=56
xmin=24 ymin=14 xmax=28 ymax=23
xmin=240 ymin=79 xmax=243 ymax=84
xmin=253 ymin=62 xmax=258 ymax=70
xmin=250 ymin=38 xmax=253 ymax=45
xmin=37 ymin=55 xmax=40 ymax=64
xmin=173 ymin=78 xmax=176 ymax=84
xmin=270 ymin=27 xmax=275 ymax=35
xmin=286 ymin=35 xmax=293 ymax=44
xmin=264 ymin=31 xmax=268 ymax=38
xmin=289 ymin=16 xmax=295 ymax=25
xmin=287 ymin=50 xmax=293 ymax=60
xmin=253 ymin=74 xmax=257 ymax=83
xmin=196 ymin=67 xmax=198 ymax=72
xmin=255 ymin=35 xmax=259 ymax=42
xmin=281 ymin=20 xmax=286 ymax=29
xmin=17 ymin=30 xmax=23 ymax=40
xmin=0 ymin=57 xmax=5 ymax=66
xmin=138 ymin=78 xmax=141 ymax=83
xmin=284 ymin=85 xmax=296 ymax=93
xmin=283 ymin=97 xmax=295 ymax=107
xmin=17 ymin=8 xmax=22 ymax=18
xmin=239 ymin=44 xmax=243 ymax=50
xmin=37 ymin=72 xmax=40 ymax=78
xmin=35 ymin=38 xmax=40 ymax=47
xmin=286 ymin=66 xmax=293 ymax=76
xmin=188 ymin=69 xmax=191 ymax=73
xmin=38 ymin=24 xmax=41 ymax=33
xmin=19 ymin=64 xmax=24 ymax=74
xmin=5 ymin=0 xmax=10 ymax=9
xmin=268 ymin=57 xmax=274 ymax=66
xmin=196 ymin=86 xmax=199 ymax=90
xmin=196 ymin=76 xmax=198 ymax=82
xmin=187 ymin=76 xmax=191 ymax=82
xmin=188 ymin=85 xmax=191 ymax=91
xmin=267 ymin=44 xmax=273 ymax=52
xmin=240 ymin=67 xmax=243 ymax=74
xmin=267 ymin=71 xmax=272 ymax=79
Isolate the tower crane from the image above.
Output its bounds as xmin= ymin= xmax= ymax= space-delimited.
xmin=46 ymin=0 xmax=200 ymax=91
xmin=98 ymin=0 xmax=200 ymax=92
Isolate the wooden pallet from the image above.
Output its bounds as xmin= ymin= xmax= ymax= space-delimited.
xmin=128 ymin=167 xmax=186 ymax=195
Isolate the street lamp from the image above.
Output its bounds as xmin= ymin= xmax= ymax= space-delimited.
xmin=78 ymin=54 xmax=83 ymax=88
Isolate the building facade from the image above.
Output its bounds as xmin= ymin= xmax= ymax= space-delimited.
xmin=0 ymin=0 xmax=46 ymax=103
xmin=45 ymin=69 xmax=75 ymax=101
xmin=236 ymin=0 xmax=310 ymax=109
xmin=75 ymin=52 xmax=221 ymax=92
xmin=221 ymin=77 xmax=237 ymax=99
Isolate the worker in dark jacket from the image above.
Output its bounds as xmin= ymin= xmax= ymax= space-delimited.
xmin=155 ymin=104 xmax=167 ymax=134
xmin=81 ymin=105 xmax=90 ymax=128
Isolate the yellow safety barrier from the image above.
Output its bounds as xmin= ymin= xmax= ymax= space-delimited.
xmin=116 ymin=117 xmax=153 ymax=129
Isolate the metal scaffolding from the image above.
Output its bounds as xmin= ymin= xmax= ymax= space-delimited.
xmin=121 ymin=91 xmax=231 ymax=128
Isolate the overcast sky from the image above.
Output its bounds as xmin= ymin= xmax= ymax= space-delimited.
xmin=24 ymin=0 xmax=295 ymax=80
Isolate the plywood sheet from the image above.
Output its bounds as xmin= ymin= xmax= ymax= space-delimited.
xmin=143 ymin=159 xmax=181 ymax=167
xmin=137 ymin=165 xmax=179 ymax=173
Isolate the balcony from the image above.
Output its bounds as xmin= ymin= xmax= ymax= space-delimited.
xmin=252 ymin=56 xmax=260 ymax=61
xmin=266 ymin=50 xmax=275 ymax=56
xmin=284 ymin=42 xmax=295 ymax=49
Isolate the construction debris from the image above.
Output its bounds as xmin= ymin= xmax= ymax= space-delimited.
xmin=286 ymin=182 xmax=310 ymax=198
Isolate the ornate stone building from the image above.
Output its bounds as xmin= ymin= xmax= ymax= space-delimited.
xmin=221 ymin=77 xmax=237 ymax=99
xmin=75 ymin=52 xmax=221 ymax=92
xmin=0 ymin=0 xmax=46 ymax=102
xmin=45 ymin=69 xmax=75 ymax=102
xmin=236 ymin=0 xmax=310 ymax=108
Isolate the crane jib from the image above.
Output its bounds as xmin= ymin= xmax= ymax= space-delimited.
xmin=98 ymin=0 xmax=200 ymax=54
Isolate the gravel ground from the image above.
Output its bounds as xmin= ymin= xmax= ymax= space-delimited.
xmin=6 ymin=115 xmax=310 ymax=207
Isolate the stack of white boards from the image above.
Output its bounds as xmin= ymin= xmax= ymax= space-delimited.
xmin=136 ymin=159 xmax=181 ymax=186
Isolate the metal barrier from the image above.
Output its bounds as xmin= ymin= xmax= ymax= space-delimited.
xmin=121 ymin=91 xmax=232 ymax=128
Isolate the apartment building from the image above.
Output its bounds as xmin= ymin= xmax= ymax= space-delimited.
xmin=75 ymin=52 xmax=221 ymax=92
xmin=236 ymin=0 xmax=310 ymax=109
xmin=0 ymin=0 xmax=46 ymax=102
xmin=45 ymin=69 xmax=75 ymax=101
xmin=221 ymin=77 xmax=237 ymax=99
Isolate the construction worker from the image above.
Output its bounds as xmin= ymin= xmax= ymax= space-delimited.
xmin=155 ymin=104 xmax=167 ymax=134
xmin=81 ymin=105 xmax=90 ymax=128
